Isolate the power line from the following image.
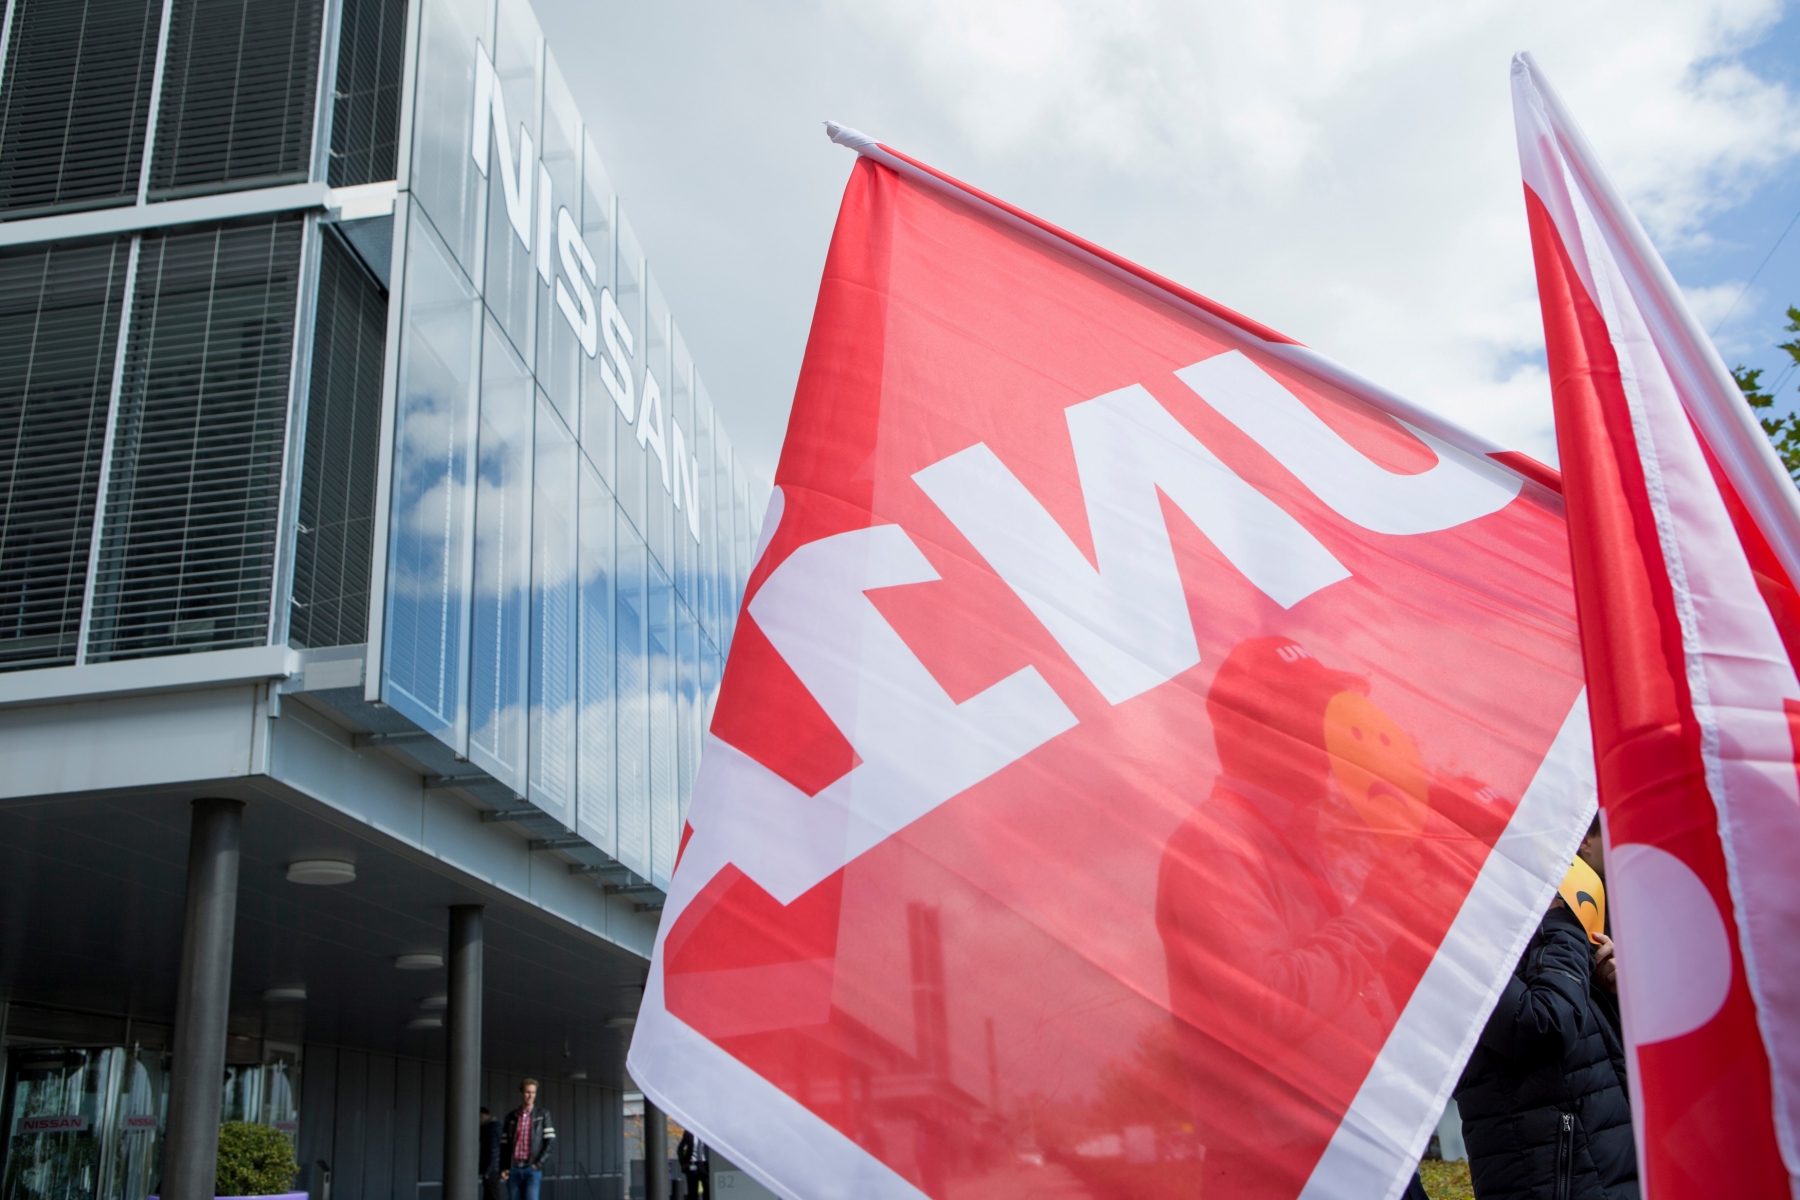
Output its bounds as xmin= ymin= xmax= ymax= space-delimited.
xmin=1769 ymin=357 xmax=1797 ymax=395
xmin=1712 ymin=197 xmax=1800 ymax=336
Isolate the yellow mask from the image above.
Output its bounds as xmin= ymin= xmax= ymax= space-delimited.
xmin=1323 ymin=691 xmax=1430 ymax=836
xmin=1559 ymin=855 xmax=1606 ymax=944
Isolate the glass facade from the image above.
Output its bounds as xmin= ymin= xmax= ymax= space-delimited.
xmin=380 ymin=0 xmax=763 ymax=887
xmin=0 ymin=0 xmax=764 ymax=893
xmin=384 ymin=217 xmax=482 ymax=742
xmin=0 ymin=1045 xmax=302 ymax=1200
xmin=0 ymin=0 xmax=754 ymax=1189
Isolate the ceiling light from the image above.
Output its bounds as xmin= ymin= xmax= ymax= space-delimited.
xmin=394 ymin=953 xmax=443 ymax=970
xmin=287 ymin=860 xmax=356 ymax=886
xmin=420 ymin=995 xmax=448 ymax=1009
xmin=569 ymin=1070 xmax=587 ymax=1081
xmin=407 ymin=1016 xmax=443 ymax=1030
xmin=605 ymin=1016 xmax=636 ymax=1031
xmin=262 ymin=987 xmax=307 ymax=1002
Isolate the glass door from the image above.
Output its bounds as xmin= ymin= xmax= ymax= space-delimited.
xmin=1 ymin=1048 xmax=167 ymax=1200
xmin=110 ymin=1053 xmax=164 ymax=1200
xmin=219 ymin=1048 xmax=300 ymax=1140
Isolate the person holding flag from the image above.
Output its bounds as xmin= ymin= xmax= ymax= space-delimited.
xmin=1452 ymin=858 xmax=1636 ymax=1200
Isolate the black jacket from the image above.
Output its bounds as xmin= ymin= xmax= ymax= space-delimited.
xmin=677 ymin=1131 xmax=708 ymax=1176
xmin=501 ymin=1105 xmax=556 ymax=1169
xmin=1455 ymin=905 xmax=1638 ymax=1200
xmin=479 ymin=1117 xmax=502 ymax=1177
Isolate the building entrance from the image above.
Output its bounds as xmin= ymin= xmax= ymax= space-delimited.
xmin=0 ymin=1047 xmax=167 ymax=1200
xmin=221 ymin=1050 xmax=301 ymax=1138
xmin=1 ymin=1037 xmax=309 ymax=1200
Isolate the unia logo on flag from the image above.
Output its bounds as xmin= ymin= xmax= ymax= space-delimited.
xmin=630 ymin=131 xmax=1593 ymax=1200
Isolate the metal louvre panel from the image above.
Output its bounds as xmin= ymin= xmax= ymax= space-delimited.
xmin=0 ymin=238 xmax=130 ymax=671
xmin=87 ymin=216 xmax=304 ymax=662
xmin=0 ymin=0 xmax=161 ymax=217
xmin=328 ymin=0 xmax=407 ymax=187
xmin=290 ymin=228 xmax=385 ymax=649
xmin=148 ymin=0 xmax=324 ymax=199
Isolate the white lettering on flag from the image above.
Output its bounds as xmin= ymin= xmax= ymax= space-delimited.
xmin=708 ymin=521 xmax=1076 ymax=904
xmin=1176 ymin=351 xmax=1523 ymax=535
xmin=913 ymin=381 xmax=1350 ymax=705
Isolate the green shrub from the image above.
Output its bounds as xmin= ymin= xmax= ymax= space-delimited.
xmin=214 ymin=1121 xmax=297 ymax=1197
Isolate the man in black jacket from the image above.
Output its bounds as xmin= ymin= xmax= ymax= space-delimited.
xmin=479 ymin=1108 xmax=504 ymax=1200
xmin=676 ymin=1129 xmax=708 ymax=1199
xmin=501 ymin=1080 xmax=555 ymax=1200
xmin=1455 ymin=897 xmax=1638 ymax=1200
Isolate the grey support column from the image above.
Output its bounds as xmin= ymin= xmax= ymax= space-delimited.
xmin=445 ymin=905 xmax=484 ymax=1200
xmin=163 ymin=798 xmax=245 ymax=1200
xmin=644 ymin=1098 xmax=669 ymax=1200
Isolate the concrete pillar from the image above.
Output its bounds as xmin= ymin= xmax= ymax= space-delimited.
xmin=445 ymin=905 xmax=484 ymax=1200
xmin=163 ymin=798 xmax=245 ymax=1200
xmin=644 ymin=1098 xmax=669 ymax=1200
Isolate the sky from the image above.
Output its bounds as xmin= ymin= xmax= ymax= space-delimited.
xmin=532 ymin=0 xmax=1800 ymax=479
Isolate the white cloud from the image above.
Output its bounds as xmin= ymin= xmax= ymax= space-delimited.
xmin=820 ymin=0 xmax=1800 ymax=463
xmin=1686 ymin=280 xmax=1754 ymax=336
xmin=530 ymin=0 xmax=1800 ymax=475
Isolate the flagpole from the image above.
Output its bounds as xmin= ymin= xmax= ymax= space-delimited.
xmin=824 ymin=121 xmax=1554 ymax=492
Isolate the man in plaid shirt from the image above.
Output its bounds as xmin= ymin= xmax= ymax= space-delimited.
xmin=500 ymin=1079 xmax=554 ymax=1200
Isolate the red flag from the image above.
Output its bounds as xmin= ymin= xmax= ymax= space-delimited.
xmin=632 ymin=127 xmax=1592 ymax=1200
xmin=1513 ymin=53 xmax=1800 ymax=1197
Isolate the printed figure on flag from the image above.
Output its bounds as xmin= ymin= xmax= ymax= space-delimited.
xmin=1158 ymin=635 xmax=1518 ymax=1194
xmin=630 ymin=124 xmax=1598 ymax=1200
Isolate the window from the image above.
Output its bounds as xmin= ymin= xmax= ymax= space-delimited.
xmin=647 ymin=560 xmax=675 ymax=883
xmin=382 ymin=210 xmax=479 ymax=740
xmin=0 ymin=0 xmax=161 ymax=217
xmin=328 ymin=0 xmax=408 ymax=187
xmin=467 ymin=314 xmax=533 ymax=790
xmin=614 ymin=523 xmax=648 ymax=878
xmin=291 ymin=228 xmax=386 ymax=649
xmin=87 ymin=216 xmax=304 ymax=661
xmin=148 ymin=0 xmax=324 ymax=198
xmin=0 ymin=237 xmax=131 ymax=670
xmin=575 ymin=457 xmax=615 ymax=855
xmin=529 ymin=393 xmax=577 ymax=821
